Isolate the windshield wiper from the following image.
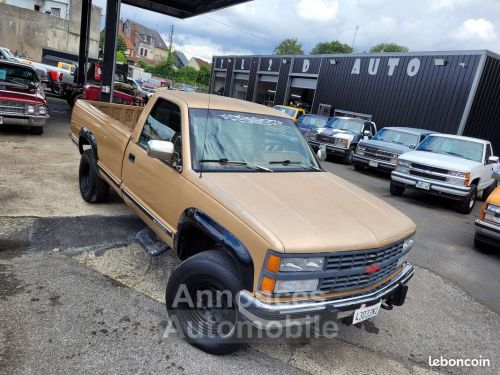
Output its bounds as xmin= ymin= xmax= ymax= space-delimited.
xmin=199 ymin=159 xmax=273 ymax=172
xmin=268 ymin=160 xmax=321 ymax=171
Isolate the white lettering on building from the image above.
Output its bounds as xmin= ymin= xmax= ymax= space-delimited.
xmin=241 ymin=59 xmax=245 ymax=70
xmin=302 ymin=59 xmax=310 ymax=73
xmin=268 ymin=59 xmax=273 ymax=71
xmin=407 ymin=58 xmax=421 ymax=77
xmin=368 ymin=58 xmax=380 ymax=75
xmin=387 ymin=58 xmax=400 ymax=76
xmin=351 ymin=58 xmax=361 ymax=75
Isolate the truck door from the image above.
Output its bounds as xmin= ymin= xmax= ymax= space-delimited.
xmin=120 ymin=98 xmax=186 ymax=244
xmin=482 ymin=144 xmax=495 ymax=189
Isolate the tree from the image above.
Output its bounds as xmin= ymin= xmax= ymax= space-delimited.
xmin=117 ymin=36 xmax=127 ymax=54
xmin=116 ymin=51 xmax=127 ymax=63
xmin=370 ymin=43 xmax=409 ymax=53
xmin=196 ymin=65 xmax=211 ymax=87
xmin=311 ymin=40 xmax=353 ymax=54
xmin=151 ymin=53 xmax=176 ymax=79
xmin=273 ymin=38 xmax=304 ymax=55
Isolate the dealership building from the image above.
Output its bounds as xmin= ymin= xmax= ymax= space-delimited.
xmin=210 ymin=50 xmax=500 ymax=152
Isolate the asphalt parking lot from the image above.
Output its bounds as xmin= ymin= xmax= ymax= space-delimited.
xmin=1 ymin=97 xmax=499 ymax=374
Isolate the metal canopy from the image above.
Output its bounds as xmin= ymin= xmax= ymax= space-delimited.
xmin=121 ymin=0 xmax=251 ymax=18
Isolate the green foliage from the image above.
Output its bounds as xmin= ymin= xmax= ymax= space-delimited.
xmin=116 ymin=51 xmax=127 ymax=63
xmin=370 ymin=43 xmax=409 ymax=53
xmin=196 ymin=65 xmax=211 ymax=86
xmin=151 ymin=53 xmax=176 ymax=79
xmin=137 ymin=60 xmax=154 ymax=73
xmin=273 ymin=38 xmax=304 ymax=55
xmin=311 ymin=40 xmax=353 ymax=54
xmin=117 ymin=36 xmax=127 ymax=54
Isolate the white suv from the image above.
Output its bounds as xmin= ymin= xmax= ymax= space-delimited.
xmin=390 ymin=134 xmax=498 ymax=214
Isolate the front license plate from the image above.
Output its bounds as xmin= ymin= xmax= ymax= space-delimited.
xmin=353 ymin=301 xmax=382 ymax=324
xmin=369 ymin=160 xmax=378 ymax=168
xmin=416 ymin=180 xmax=431 ymax=190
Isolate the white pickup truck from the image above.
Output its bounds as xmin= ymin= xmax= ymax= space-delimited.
xmin=390 ymin=134 xmax=498 ymax=214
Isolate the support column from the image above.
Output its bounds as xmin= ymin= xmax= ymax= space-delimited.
xmin=76 ymin=0 xmax=92 ymax=85
xmin=100 ymin=0 xmax=121 ymax=102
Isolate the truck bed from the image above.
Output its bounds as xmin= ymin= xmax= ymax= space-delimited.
xmin=71 ymin=100 xmax=144 ymax=184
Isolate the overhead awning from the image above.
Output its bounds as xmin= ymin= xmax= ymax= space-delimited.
xmin=215 ymin=72 xmax=226 ymax=78
xmin=259 ymin=75 xmax=278 ymax=83
xmin=291 ymin=77 xmax=317 ymax=90
xmin=234 ymin=73 xmax=249 ymax=81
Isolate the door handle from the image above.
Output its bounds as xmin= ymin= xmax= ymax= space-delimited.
xmin=128 ymin=153 xmax=135 ymax=163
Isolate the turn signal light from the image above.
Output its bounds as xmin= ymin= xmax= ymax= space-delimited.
xmin=266 ymin=255 xmax=281 ymax=273
xmin=260 ymin=276 xmax=276 ymax=294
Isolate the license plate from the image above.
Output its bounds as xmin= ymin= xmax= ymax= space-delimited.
xmin=416 ymin=180 xmax=431 ymax=190
xmin=353 ymin=301 xmax=382 ymax=324
xmin=369 ymin=160 xmax=378 ymax=168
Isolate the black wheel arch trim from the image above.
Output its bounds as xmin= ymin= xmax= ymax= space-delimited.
xmin=78 ymin=128 xmax=98 ymax=160
xmin=175 ymin=208 xmax=254 ymax=290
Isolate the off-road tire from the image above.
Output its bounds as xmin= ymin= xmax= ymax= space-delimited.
xmin=390 ymin=180 xmax=405 ymax=196
xmin=457 ymin=184 xmax=477 ymax=214
xmin=342 ymin=146 xmax=356 ymax=164
xmin=79 ymin=149 xmax=109 ymax=203
xmin=31 ymin=126 xmax=43 ymax=135
xmin=481 ymin=181 xmax=497 ymax=201
xmin=165 ymin=250 xmax=243 ymax=355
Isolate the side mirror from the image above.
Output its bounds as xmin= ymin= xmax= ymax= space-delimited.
xmin=409 ymin=144 xmax=416 ymax=150
xmin=363 ymin=130 xmax=371 ymax=137
xmin=317 ymin=147 xmax=327 ymax=162
xmin=147 ymin=140 xmax=173 ymax=161
xmin=488 ymin=156 xmax=499 ymax=164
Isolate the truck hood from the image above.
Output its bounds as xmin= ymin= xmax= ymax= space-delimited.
xmin=0 ymin=84 xmax=45 ymax=104
xmin=358 ymin=139 xmax=410 ymax=154
xmin=199 ymin=172 xmax=415 ymax=253
xmin=400 ymin=151 xmax=480 ymax=172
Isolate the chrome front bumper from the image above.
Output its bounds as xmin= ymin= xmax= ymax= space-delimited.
xmin=391 ymin=171 xmax=471 ymax=197
xmin=309 ymin=140 xmax=349 ymax=155
xmin=475 ymin=219 xmax=500 ymax=241
xmin=353 ymin=154 xmax=396 ymax=170
xmin=0 ymin=114 xmax=49 ymax=127
xmin=238 ymin=263 xmax=414 ymax=326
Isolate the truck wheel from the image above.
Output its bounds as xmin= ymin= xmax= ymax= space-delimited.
xmin=390 ymin=180 xmax=405 ymax=196
xmin=457 ymin=184 xmax=477 ymax=214
xmin=342 ymin=146 xmax=356 ymax=164
xmin=31 ymin=126 xmax=43 ymax=135
xmin=354 ymin=162 xmax=365 ymax=171
xmin=79 ymin=149 xmax=109 ymax=203
xmin=165 ymin=250 xmax=243 ymax=355
xmin=481 ymin=181 xmax=497 ymax=201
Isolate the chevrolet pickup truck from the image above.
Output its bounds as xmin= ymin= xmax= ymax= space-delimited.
xmin=71 ymin=92 xmax=416 ymax=354
xmin=309 ymin=116 xmax=377 ymax=164
xmin=354 ymin=127 xmax=434 ymax=172
xmin=391 ymin=134 xmax=498 ymax=214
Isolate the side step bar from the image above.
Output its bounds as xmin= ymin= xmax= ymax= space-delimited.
xmin=135 ymin=228 xmax=169 ymax=256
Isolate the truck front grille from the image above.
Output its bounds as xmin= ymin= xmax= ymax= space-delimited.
xmin=319 ymin=240 xmax=405 ymax=293
xmin=409 ymin=163 xmax=449 ymax=182
xmin=0 ymin=100 xmax=25 ymax=115
xmin=362 ymin=147 xmax=397 ymax=162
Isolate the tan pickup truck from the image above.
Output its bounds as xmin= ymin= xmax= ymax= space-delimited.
xmin=71 ymin=92 xmax=416 ymax=354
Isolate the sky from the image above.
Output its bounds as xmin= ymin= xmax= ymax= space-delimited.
xmin=92 ymin=0 xmax=500 ymax=62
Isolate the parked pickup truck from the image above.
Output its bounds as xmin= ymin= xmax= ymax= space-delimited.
xmin=354 ymin=127 xmax=434 ymax=172
xmin=71 ymin=92 xmax=416 ymax=354
xmin=309 ymin=116 xmax=377 ymax=164
xmin=474 ymin=169 xmax=500 ymax=249
xmin=391 ymin=134 xmax=498 ymax=214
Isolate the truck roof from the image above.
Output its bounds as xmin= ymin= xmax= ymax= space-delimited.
xmin=157 ymin=91 xmax=292 ymax=119
xmin=427 ymin=133 xmax=490 ymax=144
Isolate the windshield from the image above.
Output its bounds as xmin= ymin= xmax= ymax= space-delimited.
xmin=0 ymin=63 xmax=37 ymax=86
xmin=189 ymin=109 xmax=320 ymax=172
xmin=327 ymin=117 xmax=364 ymax=133
xmin=372 ymin=129 xmax=421 ymax=148
xmin=298 ymin=115 xmax=329 ymax=128
xmin=274 ymin=106 xmax=296 ymax=117
xmin=416 ymin=136 xmax=484 ymax=162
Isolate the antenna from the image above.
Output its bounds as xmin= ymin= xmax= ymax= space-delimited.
xmin=199 ymin=93 xmax=212 ymax=178
xmin=351 ymin=25 xmax=359 ymax=51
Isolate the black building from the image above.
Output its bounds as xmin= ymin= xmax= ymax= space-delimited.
xmin=210 ymin=50 xmax=500 ymax=152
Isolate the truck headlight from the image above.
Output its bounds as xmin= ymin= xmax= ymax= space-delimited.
xmin=334 ymin=137 xmax=349 ymax=148
xmin=403 ymin=236 xmax=414 ymax=252
xmin=448 ymin=171 xmax=470 ymax=186
xmin=26 ymin=104 xmax=36 ymax=114
xmin=485 ymin=204 xmax=500 ymax=223
xmin=274 ymin=279 xmax=319 ymax=294
xmin=37 ymin=105 xmax=48 ymax=115
xmin=356 ymin=146 xmax=365 ymax=156
xmin=280 ymin=257 xmax=325 ymax=272
xmin=396 ymin=159 xmax=410 ymax=173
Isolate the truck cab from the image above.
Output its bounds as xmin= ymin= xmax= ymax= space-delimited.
xmin=390 ymin=134 xmax=498 ymax=213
